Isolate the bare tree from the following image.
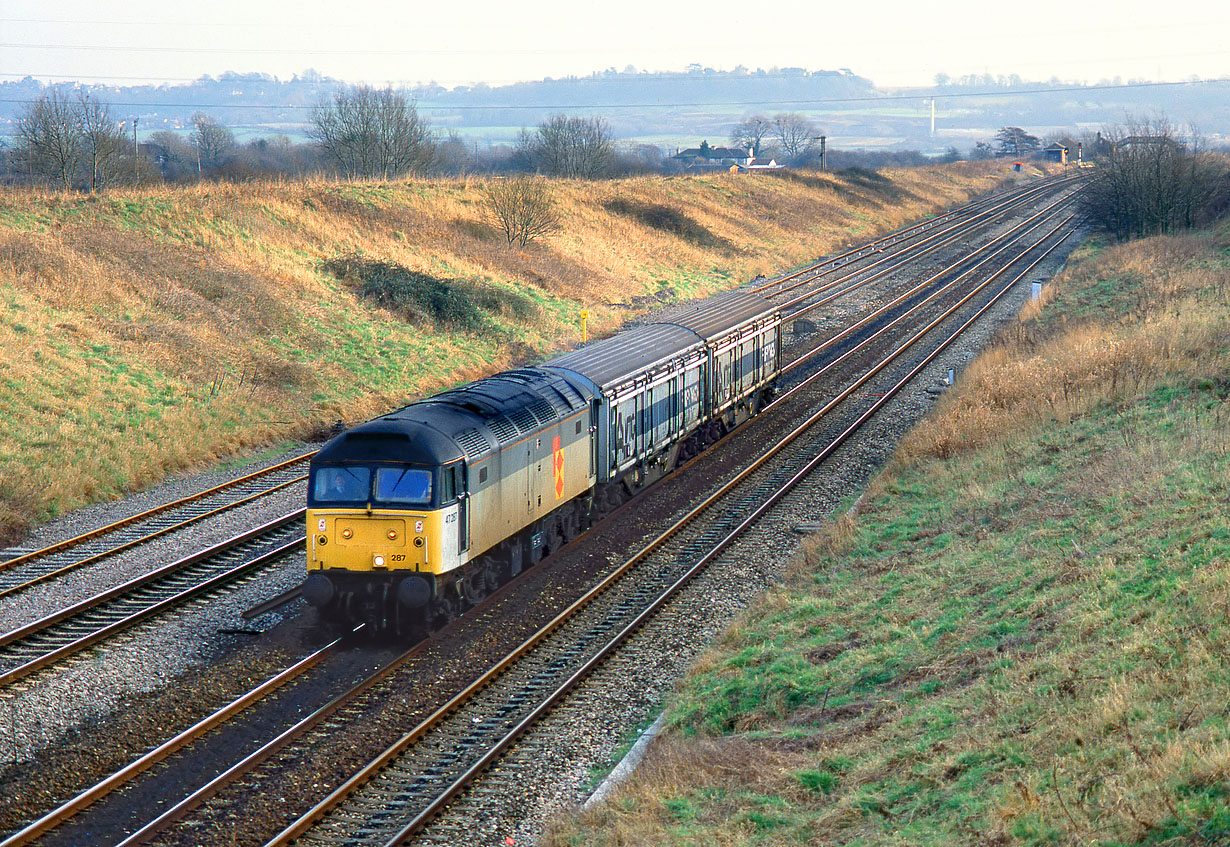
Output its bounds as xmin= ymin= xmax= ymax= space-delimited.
xmin=191 ymin=112 xmax=235 ymax=175
xmin=772 ymin=113 xmax=820 ymax=162
xmin=730 ymin=115 xmax=774 ymax=156
xmin=310 ymin=86 xmax=436 ymax=180
xmin=148 ymin=130 xmax=196 ymax=181
xmin=485 ymin=177 xmax=560 ymax=247
xmin=16 ymin=90 xmax=83 ymax=189
xmin=516 ymin=115 xmax=612 ymax=179
xmin=970 ymin=141 xmax=996 ymax=160
xmin=78 ymin=93 xmax=125 ymax=191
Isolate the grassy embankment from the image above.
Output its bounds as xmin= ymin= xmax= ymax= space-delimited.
xmin=546 ymin=224 xmax=1230 ymax=845
xmin=0 ymin=161 xmax=1027 ymax=543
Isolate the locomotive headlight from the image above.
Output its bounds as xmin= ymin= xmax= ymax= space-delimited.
xmin=387 ymin=529 xmax=398 ymax=540
xmin=341 ymin=528 xmax=353 ymax=539
xmin=373 ymin=554 xmax=386 ymax=568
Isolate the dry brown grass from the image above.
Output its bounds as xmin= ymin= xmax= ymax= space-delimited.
xmin=543 ymin=737 xmax=803 ymax=847
xmin=898 ymin=229 xmax=1230 ymax=462
xmin=0 ymin=161 xmax=1030 ymax=541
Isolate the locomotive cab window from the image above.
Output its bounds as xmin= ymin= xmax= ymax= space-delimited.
xmin=312 ymin=466 xmax=371 ymax=504
xmin=374 ymin=468 xmax=433 ymax=505
xmin=440 ymin=463 xmax=465 ymax=503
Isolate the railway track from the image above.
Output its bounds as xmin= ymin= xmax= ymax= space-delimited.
xmin=778 ymin=189 xmax=1080 ymax=378
xmin=0 ymin=515 xmax=304 ymax=691
xmin=0 ymin=455 xmax=312 ymax=602
xmin=768 ymin=176 xmax=1083 ymax=323
xmin=752 ymin=172 xmax=1082 ymax=304
xmin=0 ymin=174 xmax=1073 ymax=614
xmin=0 ymin=174 xmax=1084 ymax=847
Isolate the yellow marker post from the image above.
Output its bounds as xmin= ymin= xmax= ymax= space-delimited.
xmin=580 ymin=310 xmax=588 ymax=342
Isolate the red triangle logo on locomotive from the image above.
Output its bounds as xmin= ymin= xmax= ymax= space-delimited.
xmin=553 ymin=435 xmax=565 ymax=499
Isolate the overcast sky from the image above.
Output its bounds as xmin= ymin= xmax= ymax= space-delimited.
xmin=3 ymin=0 xmax=1228 ymax=90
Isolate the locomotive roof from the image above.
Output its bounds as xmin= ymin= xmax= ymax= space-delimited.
xmin=315 ymin=367 xmax=594 ymax=466
xmin=544 ymin=322 xmax=702 ymax=390
xmin=314 ymin=414 xmax=467 ymax=467
xmin=653 ymin=290 xmax=776 ymax=340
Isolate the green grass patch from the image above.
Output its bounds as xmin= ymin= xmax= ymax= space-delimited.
xmin=322 ymin=253 xmax=540 ymax=334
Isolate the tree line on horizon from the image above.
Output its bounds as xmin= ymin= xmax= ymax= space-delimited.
xmin=2 ymin=84 xmax=1056 ymax=190
xmin=7 ymin=85 xmax=1227 ymax=242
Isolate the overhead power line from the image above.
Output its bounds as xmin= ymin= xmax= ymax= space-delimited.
xmin=0 ymin=41 xmax=635 ymax=57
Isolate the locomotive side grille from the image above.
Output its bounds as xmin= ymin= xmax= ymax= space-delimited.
xmin=454 ymin=429 xmax=491 ymax=458
xmin=488 ymin=416 xmax=519 ymax=444
xmin=527 ymin=398 xmax=559 ymax=425
xmin=508 ymin=407 xmax=538 ymax=434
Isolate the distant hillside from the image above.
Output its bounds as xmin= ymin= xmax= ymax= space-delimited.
xmin=0 ymin=67 xmax=877 ymax=145
xmin=2 ymin=68 xmax=1225 ymax=152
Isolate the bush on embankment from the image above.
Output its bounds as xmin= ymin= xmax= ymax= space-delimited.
xmin=545 ymin=226 xmax=1230 ymax=844
xmin=0 ymin=161 xmax=1027 ymax=543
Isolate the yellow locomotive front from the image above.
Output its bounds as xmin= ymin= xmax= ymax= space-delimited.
xmin=303 ymin=454 xmax=470 ymax=631
xmin=308 ymin=465 xmax=432 ymax=572
xmin=302 ymin=366 xmax=600 ymax=636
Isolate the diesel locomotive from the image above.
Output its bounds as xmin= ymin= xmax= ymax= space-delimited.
xmin=303 ymin=290 xmax=783 ymax=635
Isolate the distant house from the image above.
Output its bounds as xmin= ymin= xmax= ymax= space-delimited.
xmin=672 ymin=142 xmax=754 ymax=169
xmin=731 ymin=157 xmax=783 ymax=172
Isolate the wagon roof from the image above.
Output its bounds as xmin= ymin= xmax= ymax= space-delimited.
xmin=652 ymin=290 xmax=775 ymax=340
xmin=545 ymin=323 xmax=702 ymax=389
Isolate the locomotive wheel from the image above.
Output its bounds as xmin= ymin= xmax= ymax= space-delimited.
xmin=462 ymin=555 xmax=501 ymax=606
xmin=431 ymin=592 xmax=460 ymax=629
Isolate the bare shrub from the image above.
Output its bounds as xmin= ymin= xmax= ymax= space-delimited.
xmin=1081 ymin=116 xmax=1230 ymax=240
xmin=484 ymin=177 xmax=560 ymax=247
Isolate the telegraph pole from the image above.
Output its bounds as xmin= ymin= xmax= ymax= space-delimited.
xmin=132 ymin=116 xmax=139 ymax=184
